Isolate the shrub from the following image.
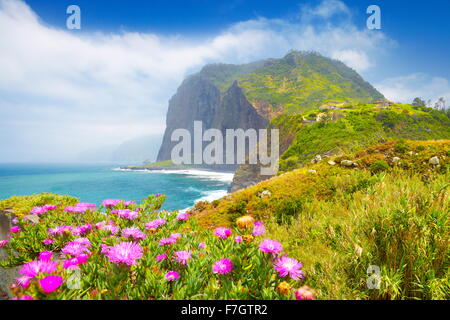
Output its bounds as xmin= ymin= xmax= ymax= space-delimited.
xmin=369 ymin=161 xmax=390 ymax=174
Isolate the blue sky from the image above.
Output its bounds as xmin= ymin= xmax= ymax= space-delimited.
xmin=1 ymin=0 xmax=449 ymax=162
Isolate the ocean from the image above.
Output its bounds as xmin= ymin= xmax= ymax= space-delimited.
xmin=0 ymin=163 xmax=233 ymax=211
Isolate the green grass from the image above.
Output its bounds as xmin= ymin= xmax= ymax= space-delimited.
xmin=193 ymin=140 xmax=450 ymax=299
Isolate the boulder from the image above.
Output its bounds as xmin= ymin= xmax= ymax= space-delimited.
xmin=327 ymin=160 xmax=336 ymax=166
xmin=340 ymin=160 xmax=354 ymax=167
xmin=258 ymin=190 xmax=272 ymax=199
xmin=429 ymin=156 xmax=440 ymax=165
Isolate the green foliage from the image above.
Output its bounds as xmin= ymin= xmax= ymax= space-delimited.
xmin=370 ymin=160 xmax=390 ymax=174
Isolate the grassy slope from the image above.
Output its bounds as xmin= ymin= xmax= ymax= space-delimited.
xmin=199 ymin=51 xmax=384 ymax=114
xmin=192 ymin=139 xmax=450 ymax=299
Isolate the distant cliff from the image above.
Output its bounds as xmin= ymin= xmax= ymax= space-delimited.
xmin=157 ymin=50 xmax=386 ymax=185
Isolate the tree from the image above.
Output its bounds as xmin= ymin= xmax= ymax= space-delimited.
xmin=412 ymin=97 xmax=426 ymax=107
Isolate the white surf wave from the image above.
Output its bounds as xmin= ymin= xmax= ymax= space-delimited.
xmin=180 ymin=189 xmax=228 ymax=212
xmin=114 ymin=167 xmax=234 ymax=183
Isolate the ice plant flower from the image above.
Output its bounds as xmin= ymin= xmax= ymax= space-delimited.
xmin=72 ymin=224 xmax=92 ymax=236
xmin=122 ymin=227 xmax=147 ymax=240
xmin=96 ymin=221 xmax=119 ymax=235
xmin=63 ymin=254 xmax=88 ymax=269
xmin=115 ymin=209 xmax=138 ymax=220
xmin=165 ymin=271 xmax=179 ymax=281
xmin=145 ymin=218 xmax=166 ymax=229
xmin=173 ymin=250 xmax=192 ymax=265
xmin=259 ymin=239 xmax=283 ymax=255
xmin=43 ymin=239 xmax=54 ymax=245
xmin=38 ymin=251 xmax=53 ymax=261
xmin=62 ymin=240 xmax=91 ymax=256
xmin=0 ymin=239 xmax=8 ymax=248
xmin=235 ymin=236 xmax=243 ymax=243
xmin=19 ymin=260 xmax=58 ymax=278
xmin=11 ymin=295 xmax=33 ymax=300
xmin=274 ymin=255 xmax=305 ymax=280
xmin=177 ymin=212 xmax=190 ymax=221
xmin=12 ymin=218 xmax=18 ymax=225
xmin=10 ymin=226 xmax=20 ymax=234
xmin=105 ymin=242 xmax=143 ymax=266
xmin=198 ymin=242 xmax=206 ymax=249
xmin=123 ymin=200 xmax=136 ymax=207
xmin=39 ymin=275 xmax=63 ymax=294
xmin=16 ymin=276 xmax=31 ymax=289
xmin=212 ymin=259 xmax=233 ymax=275
xmin=76 ymin=202 xmax=96 ymax=208
xmin=170 ymin=233 xmax=182 ymax=240
xmin=64 ymin=206 xmax=87 ymax=213
xmin=43 ymin=205 xmax=57 ymax=210
xmin=102 ymin=199 xmax=122 ymax=207
xmin=31 ymin=206 xmax=47 ymax=215
xmin=156 ymin=254 xmax=167 ymax=262
xmin=295 ymin=286 xmax=316 ymax=300
xmin=236 ymin=215 xmax=255 ymax=230
xmin=252 ymin=221 xmax=266 ymax=236
xmin=213 ymin=227 xmax=231 ymax=239
xmin=159 ymin=237 xmax=176 ymax=246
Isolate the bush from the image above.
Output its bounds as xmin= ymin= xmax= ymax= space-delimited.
xmin=369 ymin=161 xmax=390 ymax=174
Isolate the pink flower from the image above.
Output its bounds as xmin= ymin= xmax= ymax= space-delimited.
xmin=38 ymin=251 xmax=53 ymax=261
xmin=252 ymin=221 xmax=266 ymax=236
xmin=116 ymin=209 xmax=138 ymax=220
xmin=122 ymin=227 xmax=146 ymax=240
xmin=10 ymin=226 xmax=20 ymax=234
xmin=159 ymin=237 xmax=176 ymax=246
xmin=170 ymin=233 xmax=182 ymax=240
xmin=156 ymin=254 xmax=167 ymax=262
xmin=165 ymin=271 xmax=179 ymax=281
xmin=39 ymin=275 xmax=63 ymax=294
xmin=43 ymin=239 xmax=54 ymax=245
xmin=76 ymin=202 xmax=96 ymax=208
xmin=274 ymin=255 xmax=305 ymax=280
xmin=173 ymin=250 xmax=192 ymax=265
xmin=72 ymin=224 xmax=92 ymax=236
xmin=19 ymin=260 xmax=58 ymax=278
xmin=12 ymin=218 xmax=19 ymax=225
xmin=43 ymin=205 xmax=57 ymax=210
xmin=259 ymin=239 xmax=283 ymax=255
xmin=0 ymin=239 xmax=8 ymax=248
xmin=212 ymin=259 xmax=233 ymax=275
xmin=62 ymin=240 xmax=91 ymax=256
xmin=177 ymin=212 xmax=190 ymax=221
xmin=64 ymin=206 xmax=87 ymax=213
xmin=213 ymin=227 xmax=231 ymax=239
xmin=123 ymin=201 xmax=136 ymax=207
xmin=198 ymin=242 xmax=206 ymax=249
xmin=48 ymin=225 xmax=72 ymax=236
xmin=11 ymin=295 xmax=33 ymax=300
xmin=104 ymin=242 xmax=143 ymax=266
xmin=145 ymin=218 xmax=166 ymax=229
xmin=102 ymin=199 xmax=122 ymax=207
xmin=31 ymin=206 xmax=47 ymax=215
xmin=295 ymin=286 xmax=316 ymax=300
xmin=96 ymin=221 xmax=119 ymax=234
xmin=63 ymin=254 xmax=88 ymax=269
xmin=16 ymin=276 xmax=32 ymax=289
xmin=235 ymin=236 xmax=243 ymax=243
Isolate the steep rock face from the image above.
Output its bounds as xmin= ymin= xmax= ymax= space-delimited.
xmin=157 ymin=76 xmax=221 ymax=162
xmin=157 ymin=77 xmax=268 ymax=170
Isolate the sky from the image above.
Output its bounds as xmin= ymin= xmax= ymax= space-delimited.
xmin=0 ymin=0 xmax=449 ymax=162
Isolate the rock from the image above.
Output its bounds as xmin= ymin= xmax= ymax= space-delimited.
xmin=408 ymin=151 xmax=414 ymax=156
xmin=310 ymin=155 xmax=322 ymax=164
xmin=340 ymin=160 xmax=354 ymax=167
xmin=308 ymin=169 xmax=317 ymax=174
xmin=392 ymin=157 xmax=401 ymax=164
xmin=429 ymin=156 xmax=440 ymax=165
xmin=327 ymin=160 xmax=336 ymax=166
xmin=259 ymin=190 xmax=272 ymax=199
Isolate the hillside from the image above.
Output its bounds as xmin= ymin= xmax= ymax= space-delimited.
xmin=156 ymin=51 xmax=384 ymax=169
xmin=230 ymin=103 xmax=450 ymax=191
xmin=192 ymin=139 xmax=450 ymax=299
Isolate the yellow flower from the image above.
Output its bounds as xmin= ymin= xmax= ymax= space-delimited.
xmin=242 ymin=234 xmax=254 ymax=243
xmin=277 ymin=281 xmax=291 ymax=296
xmin=236 ymin=215 xmax=255 ymax=230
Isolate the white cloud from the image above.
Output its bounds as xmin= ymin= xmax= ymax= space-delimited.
xmin=375 ymin=73 xmax=450 ymax=105
xmin=0 ymin=0 xmax=393 ymax=161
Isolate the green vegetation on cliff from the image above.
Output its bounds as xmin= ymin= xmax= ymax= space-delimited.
xmin=199 ymin=51 xmax=384 ymax=114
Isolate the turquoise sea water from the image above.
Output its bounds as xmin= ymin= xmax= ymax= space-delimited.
xmin=0 ymin=163 xmax=233 ymax=211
